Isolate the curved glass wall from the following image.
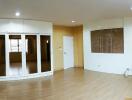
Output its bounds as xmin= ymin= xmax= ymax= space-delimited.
xmin=0 ymin=34 xmax=52 ymax=80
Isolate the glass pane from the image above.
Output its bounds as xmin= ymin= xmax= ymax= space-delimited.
xmin=18 ymin=39 xmax=22 ymax=52
xmin=19 ymin=47 xmax=22 ymax=52
xmin=11 ymin=47 xmax=18 ymax=52
xmin=0 ymin=35 xmax=6 ymax=76
xmin=25 ymin=39 xmax=28 ymax=52
xmin=18 ymin=39 xmax=28 ymax=52
xmin=26 ymin=35 xmax=37 ymax=74
xmin=10 ymin=39 xmax=19 ymax=52
xmin=11 ymin=40 xmax=18 ymax=46
xmin=40 ymin=36 xmax=51 ymax=72
xmin=9 ymin=35 xmax=22 ymax=76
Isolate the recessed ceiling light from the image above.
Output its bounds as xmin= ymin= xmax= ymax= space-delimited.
xmin=72 ymin=20 xmax=76 ymax=23
xmin=130 ymin=7 xmax=132 ymax=10
xmin=15 ymin=12 xmax=20 ymax=17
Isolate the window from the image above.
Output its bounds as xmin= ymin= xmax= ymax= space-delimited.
xmin=91 ymin=28 xmax=124 ymax=53
xmin=9 ymin=39 xmax=28 ymax=52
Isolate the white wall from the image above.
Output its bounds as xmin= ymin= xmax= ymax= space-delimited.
xmin=83 ymin=18 xmax=132 ymax=74
xmin=0 ymin=19 xmax=52 ymax=34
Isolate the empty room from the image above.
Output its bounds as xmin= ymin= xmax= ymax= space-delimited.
xmin=0 ymin=0 xmax=132 ymax=100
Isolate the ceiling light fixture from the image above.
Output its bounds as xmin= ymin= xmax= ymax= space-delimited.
xmin=72 ymin=20 xmax=76 ymax=23
xmin=46 ymin=40 xmax=49 ymax=43
xmin=130 ymin=7 xmax=132 ymax=11
xmin=15 ymin=12 xmax=20 ymax=17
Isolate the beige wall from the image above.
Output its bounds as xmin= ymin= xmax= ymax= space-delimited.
xmin=53 ymin=25 xmax=83 ymax=71
xmin=73 ymin=26 xmax=83 ymax=67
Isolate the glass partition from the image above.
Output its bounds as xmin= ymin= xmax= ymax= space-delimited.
xmin=9 ymin=35 xmax=22 ymax=76
xmin=40 ymin=36 xmax=51 ymax=72
xmin=0 ymin=35 xmax=6 ymax=76
xmin=26 ymin=35 xmax=37 ymax=74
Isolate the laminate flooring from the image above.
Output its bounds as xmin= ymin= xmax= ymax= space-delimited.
xmin=0 ymin=68 xmax=132 ymax=100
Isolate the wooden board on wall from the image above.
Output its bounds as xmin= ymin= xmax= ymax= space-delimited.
xmin=91 ymin=28 xmax=124 ymax=53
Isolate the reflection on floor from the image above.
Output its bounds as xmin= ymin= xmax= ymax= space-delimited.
xmin=8 ymin=62 xmax=51 ymax=76
xmin=26 ymin=62 xmax=37 ymax=74
xmin=41 ymin=62 xmax=51 ymax=72
xmin=9 ymin=62 xmax=23 ymax=76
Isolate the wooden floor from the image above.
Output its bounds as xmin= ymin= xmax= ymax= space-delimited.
xmin=0 ymin=68 xmax=132 ymax=100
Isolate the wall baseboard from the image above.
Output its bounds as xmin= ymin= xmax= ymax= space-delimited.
xmin=0 ymin=71 xmax=53 ymax=81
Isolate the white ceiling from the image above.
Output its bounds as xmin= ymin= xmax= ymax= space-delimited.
xmin=0 ymin=0 xmax=132 ymax=26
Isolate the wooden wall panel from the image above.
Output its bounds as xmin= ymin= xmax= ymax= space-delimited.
xmin=73 ymin=26 xmax=84 ymax=68
xmin=53 ymin=25 xmax=73 ymax=71
xmin=53 ymin=25 xmax=83 ymax=71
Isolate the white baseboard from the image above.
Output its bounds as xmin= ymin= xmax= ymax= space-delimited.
xmin=0 ymin=71 xmax=53 ymax=81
